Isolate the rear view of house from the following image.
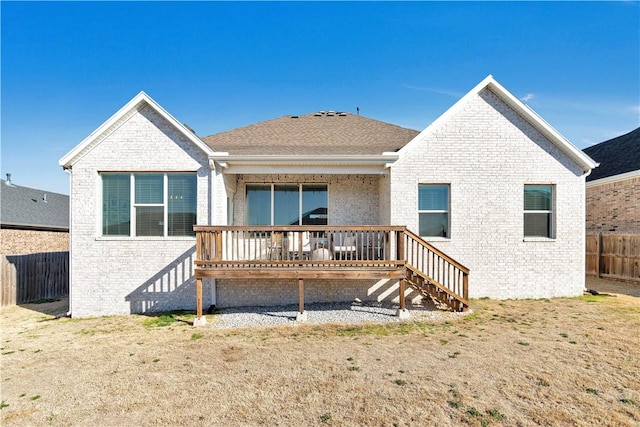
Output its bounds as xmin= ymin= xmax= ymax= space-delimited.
xmin=59 ymin=76 xmax=596 ymax=319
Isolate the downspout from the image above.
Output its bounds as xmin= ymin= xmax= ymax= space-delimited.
xmin=64 ymin=168 xmax=73 ymax=317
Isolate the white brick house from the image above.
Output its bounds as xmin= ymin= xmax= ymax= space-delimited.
xmin=60 ymin=76 xmax=597 ymax=317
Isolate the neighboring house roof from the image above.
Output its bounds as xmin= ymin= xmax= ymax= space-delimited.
xmin=0 ymin=179 xmax=69 ymax=231
xmin=201 ymin=111 xmax=420 ymax=155
xmin=59 ymin=91 xmax=215 ymax=169
xmin=583 ymin=127 xmax=640 ymax=182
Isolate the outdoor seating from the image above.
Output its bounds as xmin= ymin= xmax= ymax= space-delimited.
xmin=267 ymin=232 xmax=285 ymax=260
xmin=288 ymin=231 xmax=311 ymax=259
xmin=332 ymin=232 xmax=357 ymax=260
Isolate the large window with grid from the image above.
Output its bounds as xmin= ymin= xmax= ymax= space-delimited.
xmin=102 ymin=173 xmax=197 ymax=237
xmin=245 ymin=184 xmax=328 ymax=225
xmin=418 ymin=184 xmax=450 ymax=238
xmin=524 ymin=184 xmax=554 ymax=238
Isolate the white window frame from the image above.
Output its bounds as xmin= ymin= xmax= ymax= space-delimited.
xmin=100 ymin=172 xmax=196 ymax=238
xmin=418 ymin=184 xmax=450 ymax=239
xmin=523 ymin=184 xmax=555 ymax=240
xmin=130 ymin=174 xmax=168 ymax=237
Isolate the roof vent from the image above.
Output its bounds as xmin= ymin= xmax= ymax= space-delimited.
xmin=182 ymin=123 xmax=197 ymax=134
xmin=5 ymin=173 xmax=14 ymax=187
xmin=338 ymin=112 xmax=347 ymax=116
xmin=290 ymin=115 xmax=299 ymax=119
xmin=314 ymin=112 xmax=322 ymax=116
xmin=43 ymin=193 xmax=48 ymax=203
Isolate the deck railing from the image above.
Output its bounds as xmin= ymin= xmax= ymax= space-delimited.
xmin=194 ymin=225 xmax=469 ymax=314
xmin=401 ymin=229 xmax=469 ymax=310
xmin=194 ymin=225 xmax=406 ymax=268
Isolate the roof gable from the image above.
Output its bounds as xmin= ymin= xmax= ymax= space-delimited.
xmin=1 ymin=180 xmax=69 ymax=230
xmin=59 ymin=92 xmax=214 ymax=169
xmin=583 ymin=127 xmax=640 ymax=182
xmin=398 ymin=75 xmax=598 ymax=173
xmin=201 ymin=111 xmax=419 ymax=156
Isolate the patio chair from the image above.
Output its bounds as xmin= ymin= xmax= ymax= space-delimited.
xmin=310 ymin=247 xmax=332 ymax=260
xmin=287 ymin=231 xmax=311 ymax=260
xmin=333 ymin=232 xmax=357 ymax=260
xmin=267 ymin=232 xmax=285 ymax=260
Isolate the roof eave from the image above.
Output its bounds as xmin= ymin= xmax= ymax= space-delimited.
xmin=210 ymin=154 xmax=400 ymax=174
xmin=0 ymin=222 xmax=69 ymax=232
xmin=483 ymin=78 xmax=598 ymax=172
xmin=586 ymin=169 xmax=640 ymax=187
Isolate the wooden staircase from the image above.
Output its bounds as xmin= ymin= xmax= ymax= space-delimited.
xmin=401 ymin=229 xmax=470 ymax=312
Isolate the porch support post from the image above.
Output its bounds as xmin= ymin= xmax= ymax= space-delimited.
xmin=193 ymin=277 xmax=207 ymax=326
xmin=463 ymin=273 xmax=469 ymax=312
xmin=296 ymin=278 xmax=307 ymax=322
xmin=396 ymin=277 xmax=410 ymax=319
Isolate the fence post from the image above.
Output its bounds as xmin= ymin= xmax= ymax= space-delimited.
xmin=596 ymin=232 xmax=602 ymax=279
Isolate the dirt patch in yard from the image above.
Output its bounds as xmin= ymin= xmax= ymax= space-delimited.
xmin=587 ymin=276 xmax=640 ymax=297
xmin=1 ymin=293 xmax=639 ymax=426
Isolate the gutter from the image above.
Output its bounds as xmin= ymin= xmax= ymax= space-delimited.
xmin=586 ymin=169 xmax=640 ymax=188
xmin=210 ymin=154 xmax=400 ymax=172
xmin=0 ymin=223 xmax=69 ymax=232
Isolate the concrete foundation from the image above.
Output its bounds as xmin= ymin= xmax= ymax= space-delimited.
xmin=193 ymin=316 xmax=207 ymax=327
xmin=396 ymin=308 xmax=411 ymax=320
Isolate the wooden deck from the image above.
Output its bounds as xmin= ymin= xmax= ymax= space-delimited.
xmin=194 ymin=225 xmax=469 ymax=322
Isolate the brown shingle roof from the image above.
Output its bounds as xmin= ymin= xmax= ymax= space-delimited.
xmin=201 ymin=112 xmax=420 ymax=155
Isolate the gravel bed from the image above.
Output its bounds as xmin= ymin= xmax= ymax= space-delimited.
xmin=209 ymin=301 xmax=466 ymax=329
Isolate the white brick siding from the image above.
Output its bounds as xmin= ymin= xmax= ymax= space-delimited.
xmin=69 ymin=106 xmax=213 ymax=317
xmin=390 ymin=88 xmax=587 ymax=299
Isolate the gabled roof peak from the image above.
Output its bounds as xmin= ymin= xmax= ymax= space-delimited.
xmin=397 ymin=74 xmax=597 ymax=172
xmin=59 ymin=91 xmax=214 ymax=169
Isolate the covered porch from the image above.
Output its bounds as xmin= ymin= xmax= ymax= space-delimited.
xmin=193 ymin=225 xmax=469 ymax=325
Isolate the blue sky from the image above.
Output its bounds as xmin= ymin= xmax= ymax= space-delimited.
xmin=2 ymin=1 xmax=639 ymax=195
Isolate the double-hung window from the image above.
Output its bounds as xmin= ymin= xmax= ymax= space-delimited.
xmin=418 ymin=184 xmax=450 ymax=238
xmin=524 ymin=184 xmax=554 ymax=238
xmin=245 ymin=184 xmax=328 ymax=225
xmin=102 ymin=173 xmax=197 ymax=237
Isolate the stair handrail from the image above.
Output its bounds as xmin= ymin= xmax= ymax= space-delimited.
xmin=402 ymin=228 xmax=469 ymax=310
xmin=402 ymin=228 xmax=470 ymax=274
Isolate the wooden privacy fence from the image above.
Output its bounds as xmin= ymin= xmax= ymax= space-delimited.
xmin=586 ymin=234 xmax=640 ymax=283
xmin=1 ymin=251 xmax=69 ymax=307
